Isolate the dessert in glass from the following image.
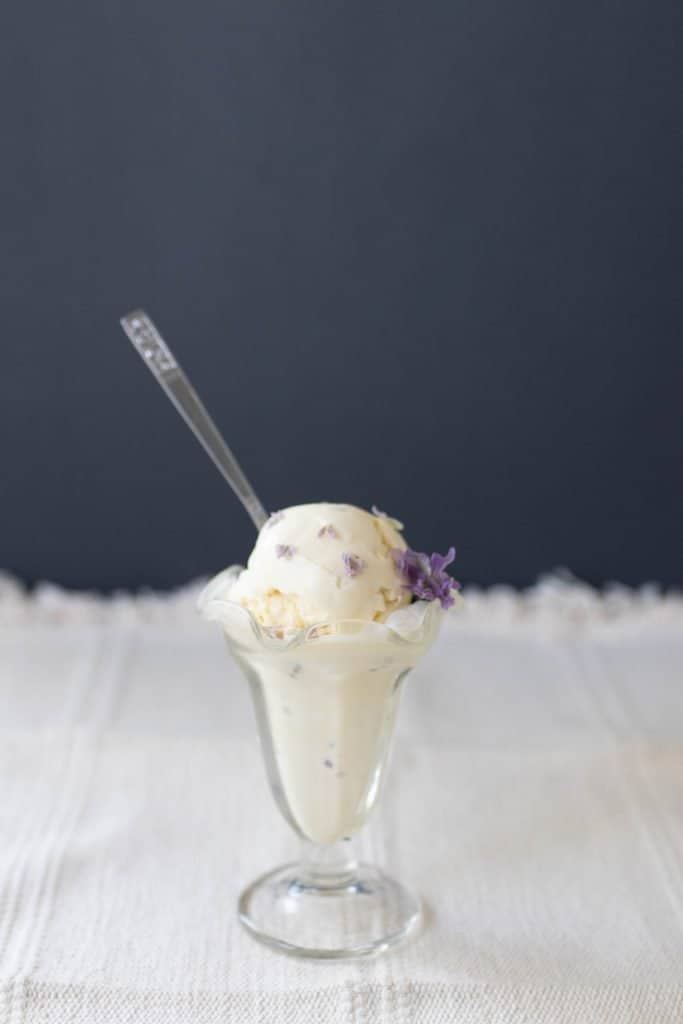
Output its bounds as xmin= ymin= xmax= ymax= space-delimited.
xmin=199 ymin=502 xmax=459 ymax=959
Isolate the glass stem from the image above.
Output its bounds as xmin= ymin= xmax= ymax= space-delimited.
xmin=300 ymin=838 xmax=358 ymax=888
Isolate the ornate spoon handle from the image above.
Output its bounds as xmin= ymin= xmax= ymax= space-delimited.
xmin=120 ymin=310 xmax=268 ymax=531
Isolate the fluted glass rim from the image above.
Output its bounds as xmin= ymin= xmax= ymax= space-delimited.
xmin=197 ymin=565 xmax=443 ymax=651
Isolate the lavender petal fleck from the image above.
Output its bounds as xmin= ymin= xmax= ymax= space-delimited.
xmin=318 ymin=524 xmax=339 ymax=539
xmin=275 ymin=544 xmax=296 ymax=559
xmin=342 ymin=552 xmax=367 ymax=577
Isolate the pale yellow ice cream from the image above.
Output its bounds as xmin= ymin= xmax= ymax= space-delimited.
xmin=200 ymin=502 xmax=442 ymax=844
xmin=229 ymin=502 xmax=411 ymax=628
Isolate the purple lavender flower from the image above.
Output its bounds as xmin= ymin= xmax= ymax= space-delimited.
xmin=275 ymin=544 xmax=296 ymax=559
xmin=265 ymin=510 xmax=285 ymax=529
xmin=342 ymin=552 xmax=367 ymax=577
xmin=318 ymin=524 xmax=339 ymax=539
xmin=392 ymin=546 xmax=460 ymax=609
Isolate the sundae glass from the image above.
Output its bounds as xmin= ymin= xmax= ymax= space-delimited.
xmin=198 ymin=503 xmax=457 ymax=958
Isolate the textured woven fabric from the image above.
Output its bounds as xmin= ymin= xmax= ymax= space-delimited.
xmin=1 ymin=575 xmax=682 ymax=1022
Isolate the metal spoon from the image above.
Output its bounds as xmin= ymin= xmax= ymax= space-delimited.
xmin=120 ymin=310 xmax=268 ymax=530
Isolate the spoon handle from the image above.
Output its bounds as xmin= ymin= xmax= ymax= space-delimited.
xmin=120 ymin=310 xmax=268 ymax=530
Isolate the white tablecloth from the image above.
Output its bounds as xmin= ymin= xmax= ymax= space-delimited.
xmin=1 ymin=574 xmax=682 ymax=1023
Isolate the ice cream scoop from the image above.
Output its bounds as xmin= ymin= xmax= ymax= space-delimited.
xmin=226 ymin=502 xmax=411 ymax=629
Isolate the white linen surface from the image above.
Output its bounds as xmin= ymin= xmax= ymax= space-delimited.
xmin=1 ymin=574 xmax=682 ymax=1023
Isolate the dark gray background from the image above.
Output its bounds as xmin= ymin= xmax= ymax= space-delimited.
xmin=2 ymin=0 xmax=681 ymax=590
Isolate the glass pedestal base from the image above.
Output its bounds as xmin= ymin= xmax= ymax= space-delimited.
xmin=238 ymin=861 xmax=422 ymax=960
